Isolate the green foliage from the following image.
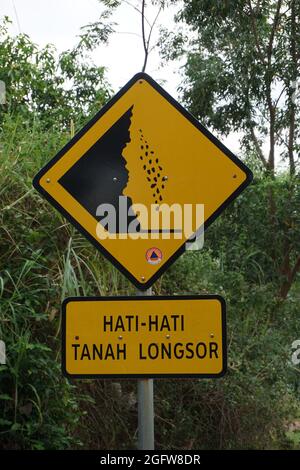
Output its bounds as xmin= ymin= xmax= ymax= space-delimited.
xmin=160 ymin=0 xmax=300 ymax=174
xmin=158 ymin=240 xmax=299 ymax=448
xmin=0 ymin=112 xmax=135 ymax=449
xmin=206 ymin=173 xmax=300 ymax=290
xmin=157 ymin=4 xmax=300 ymax=447
xmin=0 ymin=16 xmax=115 ymax=449
xmin=0 ymin=116 xmax=76 ymax=449
xmin=0 ymin=12 xmax=299 ymax=451
xmin=0 ymin=16 xmax=112 ymax=129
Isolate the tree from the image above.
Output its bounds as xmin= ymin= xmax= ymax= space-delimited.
xmin=0 ymin=16 xmax=112 ymax=129
xmin=161 ymin=0 xmax=300 ymax=176
xmin=97 ymin=0 xmax=165 ymax=72
xmin=159 ymin=0 xmax=300 ymax=300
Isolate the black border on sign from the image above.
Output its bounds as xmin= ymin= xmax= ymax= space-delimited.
xmin=61 ymin=294 xmax=227 ymax=379
xmin=33 ymin=72 xmax=253 ymax=290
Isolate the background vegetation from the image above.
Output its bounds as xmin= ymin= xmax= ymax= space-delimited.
xmin=0 ymin=0 xmax=299 ymax=450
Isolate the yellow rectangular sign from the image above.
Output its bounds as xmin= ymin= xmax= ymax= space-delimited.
xmin=62 ymin=296 xmax=226 ymax=378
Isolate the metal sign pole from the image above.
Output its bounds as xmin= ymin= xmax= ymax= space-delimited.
xmin=137 ymin=288 xmax=154 ymax=450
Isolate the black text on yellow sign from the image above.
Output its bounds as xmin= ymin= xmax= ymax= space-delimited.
xmin=62 ymin=296 xmax=227 ymax=378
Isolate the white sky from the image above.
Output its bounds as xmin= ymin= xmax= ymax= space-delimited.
xmin=1 ymin=0 xmax=242 ymax=153
xmin=1 ymin=0 xmax=183 ymax=93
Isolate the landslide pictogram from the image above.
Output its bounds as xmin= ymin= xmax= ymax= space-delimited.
xmin=59 ymin=106 xmax=139 ymax=233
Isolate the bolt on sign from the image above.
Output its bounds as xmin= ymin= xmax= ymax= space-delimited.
xmin=62 ymin=296 xmax=226 ymax=378
xmin=33 ymin=73 xmax=252 ymax=290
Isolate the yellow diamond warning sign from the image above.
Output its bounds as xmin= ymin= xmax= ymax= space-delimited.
xmin=33 ymin=73 xmax=252 ymax=290
xmin=62 ymin=295 xmax=226 ymax=378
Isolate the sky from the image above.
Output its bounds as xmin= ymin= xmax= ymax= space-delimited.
xmin=1 ymin=0 xmax=182 ymax=94
xmin=1 ymin=0 xmax=242 ymax=153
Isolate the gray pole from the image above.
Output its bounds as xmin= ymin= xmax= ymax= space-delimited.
xmin=137 ymin=288 xmax=154 ymax=450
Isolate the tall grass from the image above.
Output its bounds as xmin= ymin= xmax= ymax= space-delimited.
xmin=0 ymin=114 xmax=134 ymax=449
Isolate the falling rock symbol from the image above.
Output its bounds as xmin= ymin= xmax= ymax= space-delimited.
xmin=138 ymin=128 xmax=167 ymax=204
